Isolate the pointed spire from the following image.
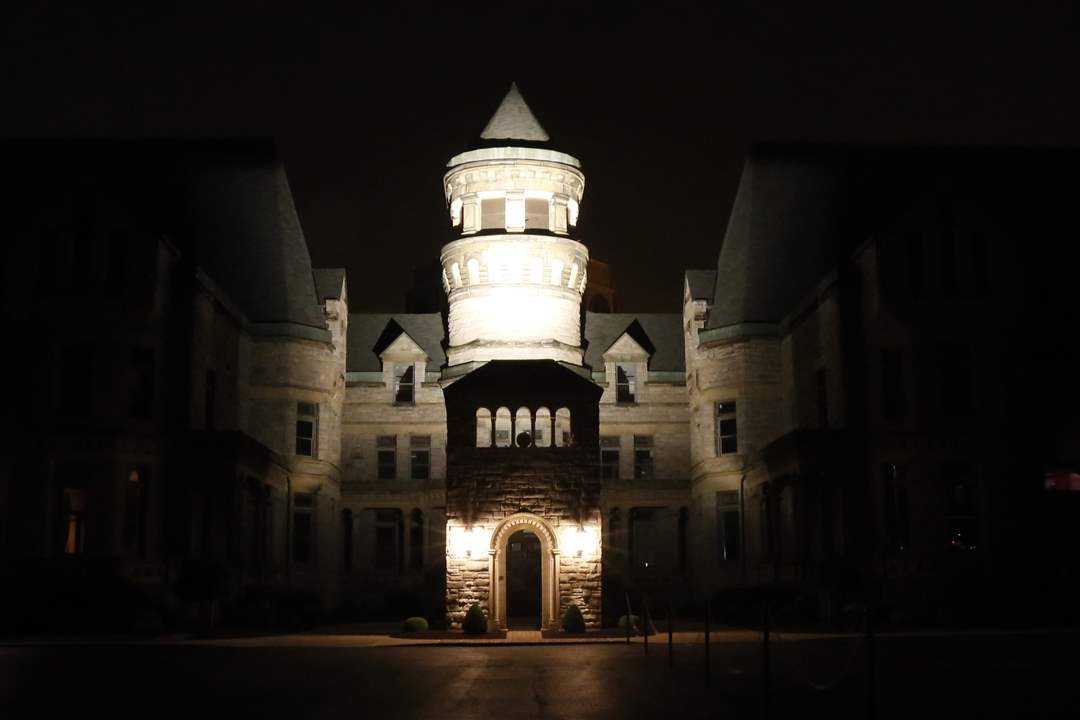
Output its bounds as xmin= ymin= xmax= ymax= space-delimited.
xmin=479 ymin=82 xmax=550 ymax=142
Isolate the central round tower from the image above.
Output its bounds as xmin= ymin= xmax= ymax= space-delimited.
xmin=440 ymin=83 xmax=587 ymax=366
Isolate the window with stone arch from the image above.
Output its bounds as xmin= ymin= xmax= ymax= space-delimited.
xmin=567 ymin=262 xmax=579 ymax=289
xmin=534 ymin=407 xmax=551 ymax=447
xmin=451 ymin=262 xmax=462 ymax=288
xmin=549 ymin=258 xmax=564 ymax=286
xmin=441 ymin=268 xmax=450 ymax=292
xmin=494 ymin=407 xmax=512 ymax=447
xmin=467 ymin=258 xmax=480 ymax=285
xmin=530 ymin=257 xmax=544 ymax=284
xmin=476 ymin=407 xmax=492 ymax=447
xmin=554 ymin=407 xmax=572 ymax=447
xmin=514 ymin=407 xmax=532 ymax=447
xmin=483 ymin=251 xmax=501 ymax=283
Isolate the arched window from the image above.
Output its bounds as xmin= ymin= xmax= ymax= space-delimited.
xmin=495 ymin=407 xmax=512 ymax=447
xmin=578 ymin=269 xmax=587 ymax=292
xmin=555 ymin=407 xmax=572 ymax=447
xmin=441 ymin=269 xmax=450 ymax=293
xmin=515 ymin=407 xmax=532 ymax=447
xmin=530 ymin=257 xmax=544 ymax=284
xmin=567 ymin=262 xmax=579 ymax=289
xmin=534 ymin=407 xmax=552 ymax=447
xmin=476 ymin=408 xmax=492 ymax=447
xmin=467 ymin=258 xmax=480 ymax=285
xmin=451 ymin=263 xmax=462 ymax=288
xmin=409 ymin=509 xmax=424 ymax=570
xmin=484 ymin=251 xmax=500 ymax=284
xmin=549 ymin=258 xmax=564 ymax=286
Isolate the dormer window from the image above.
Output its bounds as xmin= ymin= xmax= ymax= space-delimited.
xmin=616 ymin=364 xmax=636 ymax=404
xmin=394 ymin=365 xmax=415 ymax=404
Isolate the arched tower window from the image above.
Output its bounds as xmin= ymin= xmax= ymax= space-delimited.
xmin=467 ymin=258 xmax=480 ymax=285
xmin=441 ymin=269 xmax=450 ymax=293
xmin=515 ymin=407 xmax=532 ymax=447
xmin=534 ymin=407 xmax=551 ymax=447
xmin=476 ymin=408 xmax=492 ymax=447
xmin=451 ymin=263 xmax=462 ymax=288
xmin=495 ymin=407 xmax=512 ymax=447
xmin=555 ymin=407 xmax=572 ymax=447
xmin=549 ymin=259 xmax=564 ymax=286
xmin=567 ymin=262 xmax=579 ymax=289
xmin=530 ymin=257 xmax=544 ymax=284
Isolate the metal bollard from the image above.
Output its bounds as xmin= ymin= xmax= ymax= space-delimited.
xmin=704 ymin=599 xmax=711 ymax=688
xmin=866 ymin=606 xmax=877 ymax=720
xmin=643 ymin=597 xmax=650 ymax=655
xmin=667 ymin=596 xmax=673 ymax=668
xmin=762 ymin=598 xmax=770 ymax=720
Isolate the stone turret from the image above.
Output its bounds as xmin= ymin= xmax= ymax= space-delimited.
xmin=440 ymin=83 xmax=588 ymax=366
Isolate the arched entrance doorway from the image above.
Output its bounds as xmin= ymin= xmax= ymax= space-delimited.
xmin=506 ymin=530 xmax=541 ymax=628
xmin=489 ymin=513 xmax=560 ymax=629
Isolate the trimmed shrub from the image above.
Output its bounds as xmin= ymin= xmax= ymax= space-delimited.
xmin=617 ymin=614 xmax=641 ymax=633
xmin=462 ymin=604 xmax=487 ymax=635
xmin=562 ymin=603 xmax=586 ymax=633
xmin=402 ymin=616 xmax=429 ymax=633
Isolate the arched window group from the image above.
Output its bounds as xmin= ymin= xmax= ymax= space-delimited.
xmin=475 ymin=406 xmax=572 ymax=448
xmin=444 ymin=254 xmax=584 ymax=290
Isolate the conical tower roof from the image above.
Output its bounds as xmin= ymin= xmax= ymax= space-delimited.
xmin=479 ymin=83 xmax=550 ymax=142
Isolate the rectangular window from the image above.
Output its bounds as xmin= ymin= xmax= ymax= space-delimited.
xmin=816 ymin=369 xmax=829 ymax=429
xmin=944 ymin=462 xmax=978 ymax=550
xmin=377 ymin=436 xmax=397 ymax=480
xmin=969 ymin=233 xmax=990 ymax=295
xmin=938 ymin=343 xmax=972 ymax=414
xmin=410 ymin=435 xmax=431 ymax=480
xmin=295 ymin=402 xmax=319 ymax=457
xmin=105 ymin=229 xmax=129 ymax=300
xmin=374 ymin=509 xmax=401 ymax=572
xmin=128 ymin=348 xmax=155 ymax=419
xmin=880 ymin=349 xmax=907 ymax=419
xmin=600 ymin=436 xmax=620 ymax=480
xmin=480 ymin=197 xmax=506 ymax=230
xmin=524 ymin=197 xmax=548 ymax=230
xmin=59 ymin=343 xmax=94 ymax=417
xmin=394 ymin=365 xmax=415 ymax=404
xmin=616 ymin=364 xmax=636 ymax=403
xmin=292 ymin=493 xmax=314 ymax=564
xmin=204 ymin=369 xmax=216 ymax=430
xmin=123 ymin=467 xmax=148 ymax=556
xmin=633 ymin=435 xmax=654 ymax=480
xmin=715 ymin=401 xmax=738 ymax=455
xmin=905 ymin=231 xmax=925 ymax=300
xmin=716 ymin=490 xmax=741 ymax=563
xmin=882 ymin=463 xmax=911 ymax=553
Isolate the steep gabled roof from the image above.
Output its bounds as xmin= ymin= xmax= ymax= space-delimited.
xmin=479 ymin=83 xmax=550 ymax=142
xmin=583 ymin=313 xmax=685 ymax=372
xmin=347 ymin=313 xmax=445 ymax=372
xmin=312 ymin=268 xmax=346 ymax=302
xmin=685 ymin=270 xmax=717 ymax=302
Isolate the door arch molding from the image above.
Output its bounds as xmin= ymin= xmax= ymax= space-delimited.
xmin=489 ymin=513 xmax=560 ymax=629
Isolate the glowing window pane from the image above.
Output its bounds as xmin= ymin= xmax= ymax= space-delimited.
xmin=550 ymin=259 xmax=564 ymax=286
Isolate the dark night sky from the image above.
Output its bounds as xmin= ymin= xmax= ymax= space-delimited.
xmin=3 ymin=2 xmax=1078 ymax=312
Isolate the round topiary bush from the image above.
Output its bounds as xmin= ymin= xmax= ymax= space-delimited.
xmin=618 ymin=614 xmax=641 ymax=633
xmin=402 ymin=616 xmax=429 ymax=633
xmin=562 ymin=603 xmax=586 ymax=633
xmin=462 ymin=604 xmax=488 ymax=635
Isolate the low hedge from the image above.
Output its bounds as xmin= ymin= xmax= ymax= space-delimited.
xmin=562 ymin=603 xmax=586 ymax=633
xmin=402 ymin=616 xmax=429 ymax=633
xmin=462 ymin=604 xmax=488 ymax=635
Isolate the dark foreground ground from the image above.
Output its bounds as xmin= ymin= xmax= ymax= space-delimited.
xmin=3 ymin=632 xmax=1078 ymax=718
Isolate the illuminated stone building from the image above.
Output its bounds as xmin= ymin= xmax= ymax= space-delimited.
xmin=4 ymin=92 xmax=1077 ymax=634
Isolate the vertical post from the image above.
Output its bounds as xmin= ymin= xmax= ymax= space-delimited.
xmin=866 ymin=605 xmax=877 ymax=720
xmin=643 ymin=597 xmax=649 ymax=655
xmin=490 ymin=414 xmax=496 ymax=448
xmin=762 ymin=597 xmax=770 ymax=720
xmin=625 ymin=592 xmax=633 ymax=645
xmin=667 ymin=594 xmax=674 ymax=668
xmin=704 ymin=597 xmax=711 ymax=688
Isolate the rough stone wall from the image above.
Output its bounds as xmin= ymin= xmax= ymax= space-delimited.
xmin=445 ymin=449 xmax=602 ymax=627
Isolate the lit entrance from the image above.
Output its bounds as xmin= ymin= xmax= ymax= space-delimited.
xmin=506 ymin=530 xmax=541 ymax=629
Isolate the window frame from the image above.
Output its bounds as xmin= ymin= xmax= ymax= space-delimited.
xmin=600 ymin=436 xmax=620 ymax=480
xmin=615 ymin=364 xmax=637 ymax=404
xmin=394 ymin=364 xmax=416 ymax=405
xmin=376 ymin=435 xmax=397 ymax=480
xmin=716 ymin=490 xmax=741 ymax=563
xmin=410 ymin=435 xmax=431 ymax=481
xmin=633 ymin=435 xmax=654 ymax=480
xmin=295 ymin=402 xmax=319 ymax=457
xmin=715 ymin=401 xmax=738 ymax=456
